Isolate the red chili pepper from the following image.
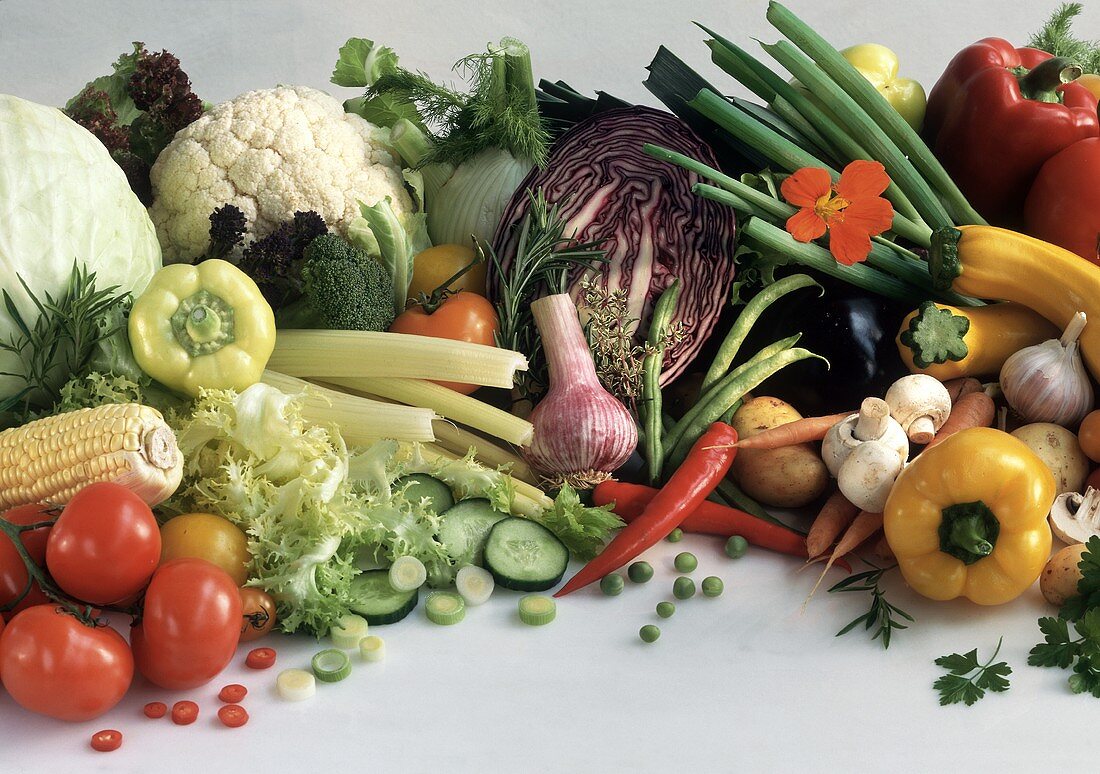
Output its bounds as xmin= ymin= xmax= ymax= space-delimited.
xmin=143 ymin=701 xmax=168 ymax=719
xmin=218 ymin=704 xmax=249 ymax=728
xmin=554 ymin=422 xmax=738 ymax=597
xmin=218 ymin=684 xmax=248 ymax=703
xmin=171 ymin=700 xmax=199 ymax=725
xmin=593 ymin=481 xmax=807 ymax=558
xmin=90 ymin=730 xmax=123 ymax=752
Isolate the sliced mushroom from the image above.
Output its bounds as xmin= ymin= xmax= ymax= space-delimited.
xmin=1049 ymin=488 xmax=1100 ymax=545
xmin=822 ymin=397 xmax=909 ymax=477
xmin=836 ymin=439 xmax=905 ymax=513
xmin=885 ymin=374 xmax=951 ymax=445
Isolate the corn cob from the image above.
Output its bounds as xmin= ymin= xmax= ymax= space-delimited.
xmin=0 ymin=404 xmax=183 ymax=510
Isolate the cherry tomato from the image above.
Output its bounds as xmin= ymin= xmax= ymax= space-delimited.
xmin=46 ymin=482 xmax=160 ymax=605
xmin=144 ymin=701 xmax=168 ymax=719
xmin=160 ymin=512 xmax=250 ymax=586
xmin=90 ymin=730 xmax=123 ymax=752
xmin=131 ymin=558 xmax=242 ymax=690
xmin=171 ymin=700 xmax=199 ymax=725
xmin=245 ymin=647 xmax=277 ymax=670
xmin=407 ymin=244 xmax=486 ymax=300
xmin=1 ymin=504 xmax=53 ymax=620
xmin=217 ymin=704 xmax=249 ymax=728
xmin=239 ymin=587 xmax=277 ymax=642
xmin=389 ymin=292 xmax=499 ymax=394
xmin=0 ymin=605 xmax=133 ymax=721
xmin=219 ymin=683 xmax=248 ymax=703
xmin=1079 ymin=411 xmax=1100 ymax=463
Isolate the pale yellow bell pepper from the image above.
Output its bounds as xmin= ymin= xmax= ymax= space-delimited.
xmin=841 ymin=44 xmax=927 ymax=131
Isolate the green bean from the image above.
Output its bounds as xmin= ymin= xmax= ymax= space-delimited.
xmin=639 ymin=624 xmax=661 ymax=643
xmin=674 ymin=552 xmax=698 ymax=573
xmin=642 ymin=280 xmax=682 ymax=487
xmin=725 ymin=536 xmax=749 ymax=559
xmin=628 ymin=561 xmax=654 ymax=584
xmin=702 ymin=273 xmax=820 ymax=392
xmin=673 ymin=577 xmax=696 ymax=600
xmin=702 ymin=577 xmax=725 ymax=597
xmin=600 ymin=573 xmax=625 ymax=596
xmin=665 ymin=528 xmax=684 ymax=543
xmin=656 ymin=601 xmax=676 ymax=618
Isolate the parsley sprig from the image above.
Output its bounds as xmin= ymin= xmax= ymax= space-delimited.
xmin=829 ymin=565 xmax=914 ymax=649
xmin=934 ymin=638 xmax=1012 ymax=706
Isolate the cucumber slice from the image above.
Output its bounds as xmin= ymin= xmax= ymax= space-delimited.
xmin=394 ymin=473 xmax=455 ymax=514
xmin=348 ymin=570 xmax=419 ymax=625
xmin=388 ymin=556 xmax=427 ymax=592
xmin=455 ymin=565 xmax=495 ymax=606
xmin=437 ymin=499 xmax=508 ymax=568
xmin=483 ymin=517 xmax=569 ymax=592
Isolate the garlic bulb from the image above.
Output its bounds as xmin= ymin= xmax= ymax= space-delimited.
xmin=1000 ymin=311 xmax=1093 ymax=427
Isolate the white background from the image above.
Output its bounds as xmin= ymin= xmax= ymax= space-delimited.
xmin=2 ymin=1 xmax=1100 ymax=772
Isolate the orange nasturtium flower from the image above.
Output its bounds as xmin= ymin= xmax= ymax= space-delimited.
xmin=780 ymin=160 xmax=894 ymax=266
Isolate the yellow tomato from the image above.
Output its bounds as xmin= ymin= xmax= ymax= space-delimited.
xmin=1077 ymin=74 xmax=1100 ymax=104
xmin=407 ymin=244 xmax=486 ymax=301
xmin=160 ymin=513 xmax=250 ymax=586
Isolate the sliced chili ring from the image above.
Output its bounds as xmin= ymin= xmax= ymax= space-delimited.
xmin=143 ymin=701 xmax=168 ymax=719
xmin=245 ymin=646 xmax=277 ymax=669
xmin=218 ymin=683 xmax=248 ymax=703
xmin=171 ymin=700 xmax=199 ymax=725
xmin=217 ymin=704 xmax=249 ymax=728
xmin=90 ymin=730 xmax=122 ymax=752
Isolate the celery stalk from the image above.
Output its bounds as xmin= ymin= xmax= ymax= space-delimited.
xmin=429 ymin=422 xmax=537 ymax=485
xmin=766 ymin=1 xmax=986 ymax=226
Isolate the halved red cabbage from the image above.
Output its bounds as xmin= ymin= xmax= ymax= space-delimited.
xmin=490 ymin=106 xmax=738 ymax=384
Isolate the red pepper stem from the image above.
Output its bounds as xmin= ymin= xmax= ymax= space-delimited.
xmin=1018 ymin=56 xmax=1084 ymax=104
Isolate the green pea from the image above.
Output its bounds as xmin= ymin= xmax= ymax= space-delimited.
xmin=673 ymin=576 xmax=695 ymax=599
xmin=665 ymin=528 xmax=684 ymax=543
xmin=600 ymin=573 xmax=625 ymax=596
xmin=725 ymin=535 xmax=749 ymax=559
xmin=628 ymin=561 xmax=654 ymax=584
xmin=701 ymin=576 xmax=724 ymax=597
xmin=674 ymin=552 xmax=698 ymax=573
xmin=639 ymin=624 xmax=661 ymax=643
xmin=656 ymin=601 xmax=676 ymax=618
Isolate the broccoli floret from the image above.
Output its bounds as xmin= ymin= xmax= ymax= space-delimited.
xmin=282 ymin=234 xmax=395 ymax=331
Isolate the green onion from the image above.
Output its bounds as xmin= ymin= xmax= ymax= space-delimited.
xmin=276 ymin=669 xmax=316 ymax=701
xmin=329 ymin=614 xmax=370 ymax=650
xmin=425 ymin=592 xmax=466 ymax=625
xmin=725 ymin=535 xmax=749 ymax=559
xmin=359 ymin=636 xmax=386 ymax=662
xmin=702 ymin=577 xmax=725 ymax=597
xmin=674 ymin=552 xmax=698 ymax=573
xmin=628 ymin=561 xmax=654 ymax=584
xmin=666 ymin=528 xmax=684 ymax=543
xmin=388 ymin=556 xmax=427 ymax=593
xmin=656 ymin=601 xmax=676 ymax=618
xmin=311 ymin=649 xmax=352 ymax=683
xmin=673 ymin=577 xmax=696 ymax=600
xmin=600 ymin=573 xmax=626 ymax=596
xmin=639 ymin=624 xmax=662 ymax=643
xmin=518 ymin=595 xmax=557 ymax=626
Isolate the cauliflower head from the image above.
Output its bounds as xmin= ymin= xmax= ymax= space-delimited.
xmin=149 ymin=85 xmax=412 ymax=263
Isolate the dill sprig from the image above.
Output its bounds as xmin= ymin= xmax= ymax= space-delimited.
xmin=1027 ymin=3 xmax=1100 ymax=74
xmin=829 ymin=564 xmax=914 ymax=649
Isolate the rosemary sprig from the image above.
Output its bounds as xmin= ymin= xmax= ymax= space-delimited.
xmin=482 ymin=188 xmax=606 ymax=400
xmin=829 ymin=565 xmax=914 ymax=649
xmin=0 ymin=263 xmax=128 ymax=416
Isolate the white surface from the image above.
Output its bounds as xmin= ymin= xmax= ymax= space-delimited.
xmin=2 ymin=0 xmax=1099 ymax=771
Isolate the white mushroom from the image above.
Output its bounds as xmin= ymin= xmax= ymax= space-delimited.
xmin=822 ymin=397 xmax=909 ymax=477
xmin=1049 ymin=488 xmax=1100 ymax=545
xmin=836 ymin=440 xmax=905 ymax=513
xmin=884 ymin=374 xmax=952 ymax=445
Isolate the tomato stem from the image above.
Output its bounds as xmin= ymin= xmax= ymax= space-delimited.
xmin=413 ymin=254 xmax=484 ymax=314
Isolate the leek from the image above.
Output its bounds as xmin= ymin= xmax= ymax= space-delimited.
xmin=261 ymin=371 xmax=437 ymax=445
xmin=430 ymin=422 xmax=537 ymax=485
xmin=268 ymin=330 xmax=528 ymax=388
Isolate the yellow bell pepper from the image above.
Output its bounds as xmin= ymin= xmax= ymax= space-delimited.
xmin=841 ymin=44 xmax=927 ymax=132
xmin=129 ymin=259 xmax=276 ymax=397
xmin=883 ymin=427 xmax=1055 ymax=605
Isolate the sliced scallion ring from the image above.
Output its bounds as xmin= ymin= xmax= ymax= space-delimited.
xmin=311 ymin=649 xmax=352 ymax=683
xmin=389 ymin=555 xmax=427 ymax=592
xmin=359 ymin=635 xmax=386 ymax=662
xmin=330 ymin=614 xmax=369 ymax=650
xmin=518 ymin=595 xmax=557 ymax=626
xmin=276 ymin=669 xmax=316 ymax=701
xmin=455 ymin=565 xmax=495 ymax=606
xmin=425 ymin=592 xmax=466 ymax=625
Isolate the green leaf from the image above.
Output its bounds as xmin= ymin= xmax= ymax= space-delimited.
xmin=935 ymin=649 xmax=980 ymax=675
xmin=65 ymin=41 xmax=144 ymax=125
xmin=974 ymin=661 xmax=1012 ymax=693
xmin=331 ymin=38 xmax=400 ymax=88
xmin=934 ymin=674 xmax=985 ymax=706
xmin=344 ymin=94 xmax=424 ymax=131
xmin=1029 ymin=616 xmax=1080 ymax=669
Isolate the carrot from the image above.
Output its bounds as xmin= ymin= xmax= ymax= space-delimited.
xmin=805 ymin=511 xmax=884 ymax=604
xmin=926 ymin=391 xmax=996 ymax=447
xmin=729 ymin=411 xmax=854 ymax=450
xmin=805 ymin=490 xmax=859 ymax=559
xmin=943 ymin=377 xmax=982 ymax=404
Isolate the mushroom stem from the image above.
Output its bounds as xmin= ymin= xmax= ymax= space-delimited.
xmin=908 ymin=415 xmax=936 ymax=445
xmin=1083 ymin=487 xmax=1100 ymax=529
xmin=853 ymin=397 xmax=891 ymax=441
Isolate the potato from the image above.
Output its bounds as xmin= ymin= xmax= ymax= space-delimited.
xmin=1041 ymin=543 xmax=1087 ymax=607
xmin=730 ymin=396 xmax=829 ymax=508
xmin=1011 ymin=423 xmax=1090 ymax=495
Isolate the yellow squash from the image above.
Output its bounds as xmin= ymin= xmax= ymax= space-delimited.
xmin=884 ymin=427 xmax=1054 ymax=605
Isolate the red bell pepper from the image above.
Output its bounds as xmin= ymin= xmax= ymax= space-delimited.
xmin=1025 ymin=137 xmax=1100 ymax=264
xmin=924 ymin=38 xmax=1099 ymax=227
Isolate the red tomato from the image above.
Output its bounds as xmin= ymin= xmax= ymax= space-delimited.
xmin=0 ymin=605 xmax=133 ymax=721
xmin=131 ymin=558 xmax=242 ymax=690
xmin=143 ymin=701 xmax=168 ymax=719
xmin=171 ymin=700 xmax=199 ymax=725
xmin=1087 ymin=467 xmax=1100 ymax=491
xmin=46 ymin=482 xmax=160 ymax=605
xmin=1 ymin=504 xmax=53 ymax=620
xmin=90 ymin=730 xmax=123 ymax=752
xmin=217 ymin=704 xmax=249 ymax=728
xmin=245 ymin=647 xmax=277 ymax=670
xmin=389 ymin=293 xmax=499 ymax=394
xmin=219 ymin=683 xmax=248 ymax=703
xmin=239 ymin=587 xmax=277 ymax=642
xmin=1025 ymin=137 xmax=1100 ymax=265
